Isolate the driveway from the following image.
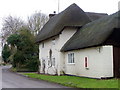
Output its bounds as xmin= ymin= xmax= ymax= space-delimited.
xmin=2 ymin=66 xmax=69 ymax=88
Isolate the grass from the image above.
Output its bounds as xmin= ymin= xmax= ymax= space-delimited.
xmin=21 ymin=73 xmax=119 ymax=88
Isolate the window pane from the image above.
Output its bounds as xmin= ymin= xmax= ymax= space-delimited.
xmin=68 ymin=53 xmax=74 ymax=63
xmin=85 ymin=57 xmax=88 ymax=68
xmin=73 ymin=53 xmax=74 ymax=63
xmin=70 ymin=54 xmax=72 ymax=63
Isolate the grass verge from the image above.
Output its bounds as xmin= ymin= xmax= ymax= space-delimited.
xmin=21 ymin=73 xmax=119 ymax=88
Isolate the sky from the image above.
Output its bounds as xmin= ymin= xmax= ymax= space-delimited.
xmin=0 ymin=0 xmax=119 ymax=21
xmin=0 ymin=0 xmax=119 ymax=49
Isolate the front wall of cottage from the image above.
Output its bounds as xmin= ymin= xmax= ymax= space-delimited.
xmin=58 ymin=27 xmax=77 ymax=74
xmin=39 ymin=36 xmax=59 ymax=75
xmin=39 ymin=27 xmax=77 ymax=75
xmin=64 ymin=45 xmax=113 ymax=78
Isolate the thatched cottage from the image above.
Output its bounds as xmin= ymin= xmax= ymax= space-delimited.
xmin=36 ymin=3 xmax=120 ymax=78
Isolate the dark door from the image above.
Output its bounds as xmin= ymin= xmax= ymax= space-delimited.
xmin=113 ymin=47 xmax=120 ymax=78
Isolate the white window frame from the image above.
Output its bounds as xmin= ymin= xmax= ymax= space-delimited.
xmin=68 ymin=53 xmax=75 ymax=64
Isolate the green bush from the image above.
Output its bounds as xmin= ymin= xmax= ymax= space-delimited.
xmin=2 ymin=44 xmax=11 ymax=63
xmin=13 ymin=50 xmax=25 ymax=68
xmin=25 ymin=56 xmax=40 ymax=71
xmin=7 ymin=27 xmax=40 ymax=72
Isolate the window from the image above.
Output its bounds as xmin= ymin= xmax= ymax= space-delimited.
xmin=48 ymin=58 xmax=55 ymax=66
xmin=52 ymin=58 xmax=55 ymax=66
xmin=52 ymin=39 xmax=55 ymax=45
xmin=42 ymin=43 xmax=44 ymax=48
xmin=48 ymin=60 xmax=50 ymax=66
xmin=42 ymin=59 xmax=45 ymax=68
xmin=68 ymin=53 xmax=75 ymax=64
xmin=84 ymin=57 xmax=88 ymax=68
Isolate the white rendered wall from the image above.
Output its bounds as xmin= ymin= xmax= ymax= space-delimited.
xmin=39 ymin=27 xmax=77 ymax=75
xmin=64 ymin=46 xmax=113 ymax=78
xmin=57 ymin=27 xmax=77 ymax=75
xmin=39 ymin=36 xmax=59 ymax=74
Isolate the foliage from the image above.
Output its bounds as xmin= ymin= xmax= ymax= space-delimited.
xmin=7 ymin=27 xmax=39 ymax=71
xmin=7 ymin=34 xmax=21 ymax=47
xmin=1 ymin=12 xmax=48 ymax=71
xmin=12 ymin=50 xmax=25 ymax=68
xmin=22 ymin=73 xmax=119 ymax=88
xmin=2 ymin=44 xmax=11 ymax=63
xmin=1 ymin=12 xmax=48 ymax=48
xmin=25 ymin=56 xmax=40 ymax=71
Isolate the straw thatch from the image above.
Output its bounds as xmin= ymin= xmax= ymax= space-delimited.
xmin=61 ymin=11 xmax=120 ymax=52
xmin=86 ymin=12 xmax=108 ymax=21
xmin=36 ymin=3 xmax=91 ymax=43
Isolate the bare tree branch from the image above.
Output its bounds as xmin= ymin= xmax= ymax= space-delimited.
xmin=27 ymin=11 xmax=49 ymax=36
xmin=1 ymin=15 xmax=25 ymax=46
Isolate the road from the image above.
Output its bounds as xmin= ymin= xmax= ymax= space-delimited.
xmin=2 ymin=66 xmax=69 ymax=88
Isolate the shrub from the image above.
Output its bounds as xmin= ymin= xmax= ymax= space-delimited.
xmin=2 ymin=44 xmax=11 ymax=63
xmin=7 ymin=27 xmax=39 ymax=72
xmin=25 ymin=56 xmax=40 ymax=71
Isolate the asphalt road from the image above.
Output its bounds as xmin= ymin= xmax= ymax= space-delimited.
xmin=2 ymin=66 xmax=69 ymax=88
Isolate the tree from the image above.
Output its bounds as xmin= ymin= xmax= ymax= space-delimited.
xmin=7 ymin=27 xmax=39 ymax=71
xmin=2 ymin=44 xmax=11 ymax=63
xmin=1 ymin=15 xmax=25 ymax=47
xmin=27 ymin=11 xmax=48 ymax=35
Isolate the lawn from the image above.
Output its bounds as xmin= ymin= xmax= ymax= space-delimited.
xmin=21 ymin=73 xmax=119 ymax=88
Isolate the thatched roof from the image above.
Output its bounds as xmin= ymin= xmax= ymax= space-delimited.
xmin=61 ymin=11 xmax=120 ymax=52
xmin=36 ymin=3 xmax=91 ymax=43
xmin=86 ymin=12 xmax=108 ymax=21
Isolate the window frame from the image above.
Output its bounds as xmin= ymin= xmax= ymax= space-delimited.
xmin=68 ymin=53 xmax=75 ymax=64
xmin=84 ymin=56 xmax=89 ymax=69
xmin=52 ymin=58 xmax=55 ymax=66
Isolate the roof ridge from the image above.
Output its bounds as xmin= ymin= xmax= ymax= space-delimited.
xmin=86 ymin=12 xmax=108 ymax=15
xmin=36 ymin=3 xmax=91 ymax=43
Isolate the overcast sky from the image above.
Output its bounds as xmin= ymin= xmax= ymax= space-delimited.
xmin=0 ymin=0 xmax=119 ymax=33
xmin=0 ymin=1 xmax=119 ymax=32
xmin=0 ymin=0 xmax=119 ymax=20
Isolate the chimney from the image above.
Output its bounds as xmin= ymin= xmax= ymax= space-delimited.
xmin=49 ymin=11 xmax=56 ymax=18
